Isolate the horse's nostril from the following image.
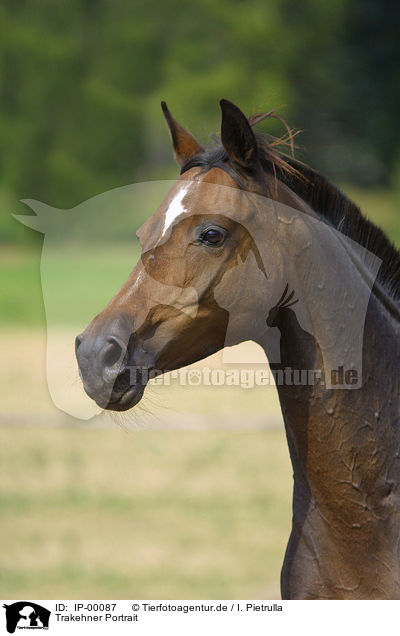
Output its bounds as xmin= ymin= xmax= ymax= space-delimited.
xmin=100 ymin=336 xmax=125 ymax=369
xmin=75 ymin=334 xmax=83 ymax=356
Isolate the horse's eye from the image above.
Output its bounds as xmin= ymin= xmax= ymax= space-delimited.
xmin=201 ymin=228 xmax=226 ymax=246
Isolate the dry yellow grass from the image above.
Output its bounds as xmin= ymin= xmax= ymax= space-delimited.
xmin=0 ymin=426 xmax=292 ymax=599
xmin=0 ymin=328 xmax=291 ymax=599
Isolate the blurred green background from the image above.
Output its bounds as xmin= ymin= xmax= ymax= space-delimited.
xmin=0 ymin=0 xmax=399 ymax=600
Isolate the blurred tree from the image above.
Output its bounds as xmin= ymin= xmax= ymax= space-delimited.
xmin=0 ymin=0 xmax=398 ymax=241
xmin=279 ymin=0 xmax=400 ymax=184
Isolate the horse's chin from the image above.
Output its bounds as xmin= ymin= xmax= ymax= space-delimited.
xmin=101 ymin=383 xmax=146 ymax=411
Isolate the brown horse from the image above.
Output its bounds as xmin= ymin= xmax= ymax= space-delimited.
xmin=76 ymin=99 xmax=400 ymax=599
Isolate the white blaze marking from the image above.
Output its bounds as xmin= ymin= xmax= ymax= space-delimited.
xmin=162 ymin=184 xmax=189 ymax=237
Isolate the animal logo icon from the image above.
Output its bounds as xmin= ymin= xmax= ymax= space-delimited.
xmin=2 ymin=602 xmax=51 ymax=633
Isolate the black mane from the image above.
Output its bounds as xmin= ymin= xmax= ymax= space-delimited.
xmin=181 ymin=136 xmax=400 ymax=307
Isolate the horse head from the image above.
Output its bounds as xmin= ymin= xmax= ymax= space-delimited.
xmin=75 ymin=100 xmax=286 ymax=410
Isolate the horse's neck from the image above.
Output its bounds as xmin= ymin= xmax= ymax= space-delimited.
xmin=271 ymin=298 xmax=400 ymax=598
xmin=257 ymin=203 xmax=400 ymax=521
xmin=253 ymin=176 xmax=400 ymax=597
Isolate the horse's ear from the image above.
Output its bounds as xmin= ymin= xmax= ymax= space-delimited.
xmin=161 ymin=101 xmax=204 ymax=166
xmin=220 ymin=99 xmax=258 ymax=168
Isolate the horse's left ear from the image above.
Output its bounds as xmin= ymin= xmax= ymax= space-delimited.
xmin=161 ymin=101 xmax=204 ymax=166
xmin=220 ymin=99 xmax=258 ymax=168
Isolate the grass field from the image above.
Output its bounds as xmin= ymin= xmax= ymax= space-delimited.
xmin=0 ymin=184 xmax=398 ymax=599
xmin=0 ymin=327 xmax=286 ymax=599
xmin=0 ymin=426 xmax=292 ymax=599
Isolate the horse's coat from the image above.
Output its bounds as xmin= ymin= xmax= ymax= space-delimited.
xmin=76 ymin=99 xmax=400 ymax=599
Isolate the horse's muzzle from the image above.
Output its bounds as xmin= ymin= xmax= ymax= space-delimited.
xmin=75 ymin=330 xmax=147 ymax=411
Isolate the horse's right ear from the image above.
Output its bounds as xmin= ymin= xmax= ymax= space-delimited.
xmin=220 ymin=99 xmax=258 ymax=168
xmin=161 ymin=101 xmax=204 ymax=167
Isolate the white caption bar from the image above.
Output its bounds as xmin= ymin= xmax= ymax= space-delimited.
xmin=1 ymin=599 xmax=397 ymax=635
